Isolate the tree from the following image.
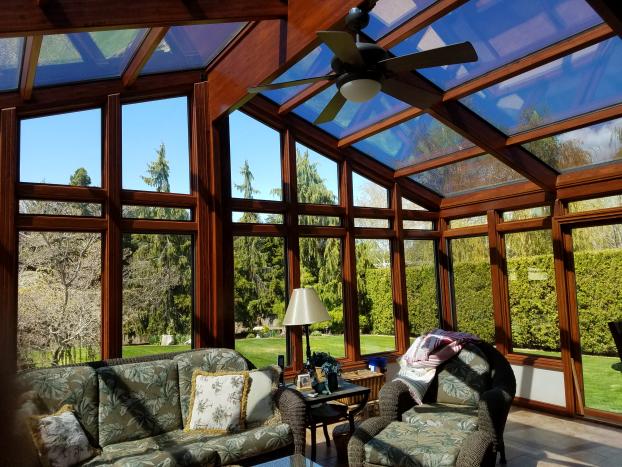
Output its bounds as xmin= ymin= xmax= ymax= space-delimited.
xmin=142 ymin=143 xmax=170 ymax=193
xmin=70 ymin=167 xmax=92 ymax=187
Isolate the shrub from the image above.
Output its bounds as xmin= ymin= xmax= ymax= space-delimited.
xmin=246 ymin=333 xmax=256 ymax=339
xmin=311 ymin=330 xmax=323 ymax=337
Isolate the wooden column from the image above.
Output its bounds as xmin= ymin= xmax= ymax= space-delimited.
xmin=487 ymin=210 xmax=510 ymax=353
xmin=102 ymin=94 xmax=122 ymax=359
xmin=392 ymin=184 xmax=410 ymax=354
xmin=0 ymin=108 xmax=18 ymax=372
xmin=191 ymin=82 xmax=212 ymax=349
xmin=437 ymin=218 xmax=454 ymax=330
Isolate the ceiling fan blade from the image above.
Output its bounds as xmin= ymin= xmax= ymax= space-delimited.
xmin=379 ymin=42 xmax=478 ymax=73
xmin=314 ymin=91 xmax=347 ymax=124
xmin=382 ymin=78 xmax=441 ymax=109
xmin=317 ymin=31 xmax=364 ymax=66
xmin=248 ymin=75 xmax=336 ymax=93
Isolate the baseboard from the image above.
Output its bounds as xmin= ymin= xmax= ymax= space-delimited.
xmin=512 ymin=396 xmax=569 ymax=416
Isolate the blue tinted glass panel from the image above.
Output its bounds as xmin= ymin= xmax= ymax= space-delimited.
xmin=411 ymin=154 xmax=524 ymax=196
xmin=392 ymin=0 xmax=602 ymax=91
xmin=293 ymin=85 xmax=409 ymax=139
xmin=20 ymin=109 xmax=102 ymax=186
xmin=35 ymin=29 xmax=146 ymax=87
xmin=261 ymin=45 xmax=333 ymax=105
xmin=365 ymin=0 xmax=436 ymax=40
xmin=524 ymin=116 xmax=622 ymax=172
xmin=122 ymin=97 xmax=190 ymax=194
xmin=141 ymin=23 xmax=245 ymax=75
xmin=353 ymin=113 xmax=475 ymax=169
xmin=0 ymin=37 xmax=24 ymax=91
xmin=461 ymin=37 xmax=622 ymax=135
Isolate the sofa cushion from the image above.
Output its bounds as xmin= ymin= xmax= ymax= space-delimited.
xmin=174 ymin=348 xmax=248 ymax=424
xmin=402 ymin=403 xmax=478 ymax=433
xmin=246 ymin=365 xmax=282 ymax=428
xmin=97 ymin=360 xmax=182 ymax=447
xmin=436 ymin=344 xmax=490 ymax=406
xmin=18 ymin=366 xmax=99 ymax=444
xmin=364 ymin=421 xmax=472 ymax=467
xmin=84 ymin=449 xmax=184 ymax=467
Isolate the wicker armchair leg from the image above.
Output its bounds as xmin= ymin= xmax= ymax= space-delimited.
xmin=499 ymin=439 xmax=507 ymax=464
xmin=456 ymin=430 xmax=496 ymax=467
xmin=347 ymin=417 xmax=393 ymax=467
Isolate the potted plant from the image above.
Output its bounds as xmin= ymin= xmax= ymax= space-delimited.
xmin=311 ymin=351 xmax=341 ymax=392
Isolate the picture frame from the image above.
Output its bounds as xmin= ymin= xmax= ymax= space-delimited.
xmin=296 ymin=373 xmax=312 ymax=390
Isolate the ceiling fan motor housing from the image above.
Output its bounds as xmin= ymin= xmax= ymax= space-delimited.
xmin=345 ymin=7 xmax=370 ymax=32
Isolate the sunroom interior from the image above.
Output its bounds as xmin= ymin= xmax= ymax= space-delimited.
xmin=1 ymin=0 xmax=622 ymax=466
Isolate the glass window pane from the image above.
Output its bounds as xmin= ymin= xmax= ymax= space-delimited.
xmin=20 ymin=200 xmax=102 ymax=217
xmin=18 ymin=232 xmax=101 ymax=369
xmin=503 ymin=206 xmax=551 ymax=221
xmin=293 ymin=86 xmax=409 ymax=139
xmin=123 ymin=206 xmax=191 ymax=221
xmin=364 ymin=0 xmax=436 ymax=40
xmin=301 ymin=237 xmax=345 ymax=359
xmin=234 ymin=236 xmax=287 ymax=368
xmin=353 ymin=172 xmax=389 ymax=208
xmin=296 ymin=143 xmax=339 ymax=204
xmin=412 ymin=154 xmax=525 ymax=196
xmin=35 ymin=29 xmax=146 ymax=87
xmin=450 ymin=236 xmax=495 ymax=344
xmin=261 ymin=45 xmax=333 ymax=105
xmin=402 ymin=198 xmax=427 ymax=210
xmin=405 ymin=240 xmax=439 ymax=337
xmin=392 ymin=0 xmax=602 ymax=90
xmin=404 ymin=220 xmax=433 ymax=230
xmin=354 ymin=114 xmax=475 ymax=169
xmin=505 ymin=230 xmax=560 ymax=357
xmin=460 ymin=37 xmax=622 ymax=135
xmin=449 ymin=215 xmax=487 ymax=229
xmin=233 ymin=212 xmax=283 ymax=224
xmin=141 ymin=23 xmax=246 ymax=75
xmin=298 ymin=215 xmax=340 ymax=226
xmin=355 ymin=218 xmax=390 ymax=228
xmin=20 ymin=109 xmax=102 ymax=186
xmin=568 ymin=195 xmax=622 ymax=213
xmin=230 ymin=111 xmax=282 ymax=201
xmin=122 ymin=234 xmax=193 ymax=357
xmin=356 ymin=239 xmax=395 ymax=354
xmin=0 ymin=37 xmax=24 ymax=91
xmin=122 ymin=97 xmax=190 ymax=194
xmin=524 ymin=116 xmax=622 ymax=172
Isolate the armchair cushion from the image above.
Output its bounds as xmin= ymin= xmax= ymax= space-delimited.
xmin=401 ymin=403 xmax=478 ymax=433
xmin=436 ymin=344 xmax=491 ymax=406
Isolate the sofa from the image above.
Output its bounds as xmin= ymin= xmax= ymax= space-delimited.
xmin=348 ymin=342 xmax=516 ymax=467
xmin=16 ymin=348 xmax=307 ymax=466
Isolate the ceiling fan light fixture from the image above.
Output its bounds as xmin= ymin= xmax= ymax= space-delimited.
xmin=339 ymin=78 xmax=381 ymax=103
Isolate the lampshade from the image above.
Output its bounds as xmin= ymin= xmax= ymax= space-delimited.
xmin=339 ymin=78 xmax=381 ymax=103
xmin=283 ymin=288 xmax=331 ymax=326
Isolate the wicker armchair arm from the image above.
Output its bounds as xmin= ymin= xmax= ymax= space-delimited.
xmin=347 ymin=416 xmax=393 ymax=467
xmin=456 ymin=430 xmax=496 ymax=467
xmin=274 ymin=387 xmax=307 ymax=455
xmin=378 ymin=380 xmax=415 ymax=420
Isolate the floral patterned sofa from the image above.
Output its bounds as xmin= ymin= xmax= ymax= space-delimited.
xmin=348 ymin=342 xmax=516 ymax=467
xmin=16 ymin=348 xmax=306 ymax=466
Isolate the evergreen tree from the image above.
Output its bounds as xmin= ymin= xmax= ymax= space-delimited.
xmin=142 ymin=143 xmax=170 ymax=193
xmin=70 ymin=167 xmax=92 ymax=187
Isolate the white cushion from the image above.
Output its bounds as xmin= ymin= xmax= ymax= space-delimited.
xmin=246 ymin=365 xmax=282 ymax=427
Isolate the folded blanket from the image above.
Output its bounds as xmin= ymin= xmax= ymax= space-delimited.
xmin=394 ymin=328 xmax=479 ymax=404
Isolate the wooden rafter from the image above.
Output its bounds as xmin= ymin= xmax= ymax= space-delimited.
xmin=394 ymin=146 xmax=485 ymax=178
xmin=585 ymin=0 xmax=622 ymax=37
xmin=122 ymin=27 xmax=169 ymax=88
xmin=2 ymin=0 xmax=287 ymax=37
xmin=337 ymin=107 xmax=423 ymax=148
xmin=19 ymin=36 xmax=43 ymax=101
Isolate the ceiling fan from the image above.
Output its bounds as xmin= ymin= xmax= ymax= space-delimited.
xmin=248 ymin=4 xmax=478 ymax=125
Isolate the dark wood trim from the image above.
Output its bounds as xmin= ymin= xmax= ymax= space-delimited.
xmin=337 ymin=107 xmax=423 ymax=148
xmin=354 ymin=227 xmax=395 ymax=238
xmin=437 ymin=218 xmax=453 ymax=330
xmin=0 ymin=108 xmax=18 ymax=373
xmin=403 ymin=230 xmax=441 ymax=239
xmin=443 ymin=224 xmax=488 ymax=238
xmin=583 ymin=407 xmax=622 ymax=425
xmin=17 ymin=215 xmax=107 ymax=231
xmin=122 ymin=27 xmax=169 ymax=88
xmin=297 ymin=203 xmax=346 ymax=216
xmin=506 ymin=353 xmax=564 ymax=371
xmin=585 ymin=0 xmax=622 ymax=37
xmin=121 ymin=190 xmax=196 ymax=208
xmin=497 ymin=217 xmax=552 ymax=233
xmin=120 ymin=219 xmax=197 ymax=232
xmin=19 ymin=36 xmax=43 ymax=101
xmin=18 ymin=183 xmax=107 ymax=202
xmin=231 ymin=222 xmax=287 ymax=236
xmin=487 ymin=210 xmax=510 ymax=354
xmin=230 ymin=198 xmax=286 ymax=214
xmin=402 ymin=210 xmax=438 ymax=221
xmin=352 ymin=207 xmax=393 ymax=219
xmin=513 ymin=397 xmax=568 ymax=417
xmin=392 ymin=185 xmax=409 ymax=355
xmin=298 ymin=226 xmax=347 ymax=237
xmin=0 ymin=0 xmax=288 ymax=37
xmin=394 ymin=147 xmax=486 ymax=178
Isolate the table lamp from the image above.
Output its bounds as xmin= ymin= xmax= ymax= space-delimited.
xmin=283 ymin=288 xmax=331 ymax=374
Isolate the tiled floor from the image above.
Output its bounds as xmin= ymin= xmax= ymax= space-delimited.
xmin=306 ymin=407 xmax=622 ymax=466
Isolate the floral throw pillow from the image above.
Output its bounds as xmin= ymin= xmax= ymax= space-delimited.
xmin=28 ymin=405 xmax=97 ymax=467
xmin=186 ymin=371 xmax=250 ymax=434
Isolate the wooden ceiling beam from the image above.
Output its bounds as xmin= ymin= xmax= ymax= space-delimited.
xmin=19 ymin=36 xmax=43 ymax=101
xmin=0 ymin=0 xmax=287 ymax=37
xmin=585 ymin=0 xmax=622 ymax=37
xmin=394 ymin=146 xmax=486 ymax=178
xmin=337 ymin=107 xmax=423 ymax=148
xmin=122 ymin=27 xmax=169 ymax=88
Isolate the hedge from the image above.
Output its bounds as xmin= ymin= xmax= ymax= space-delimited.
xmin=361 ymin=249 xmax=622 ymax=356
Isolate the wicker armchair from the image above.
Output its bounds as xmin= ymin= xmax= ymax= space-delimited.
xmin=348 ymin=342 xmax=515 ymax=467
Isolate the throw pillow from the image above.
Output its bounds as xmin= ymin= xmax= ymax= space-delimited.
xmin=28 ymin=405 xmax=97 ymax=467
xmin=246 ymin=365 xmax=282 ymax=427
xmin=186 ymin=371 xmax=250 ymax=434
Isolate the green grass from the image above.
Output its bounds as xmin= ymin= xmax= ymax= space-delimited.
xmin=122 ymin=344 xmax=190 ymax=358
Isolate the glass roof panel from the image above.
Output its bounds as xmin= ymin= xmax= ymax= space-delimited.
xmin=0 ymin=37 xmax=24 ymax=91
xmin=35 ymin=29 xmax=146 ymax=87
xmin=411 ymin=154 xmax=525 ymax=196
xmin=524 ymin=116 xmax=622 ymax=172
xmin=364 ymin=0 xmax=437 ymax=40
xmin=293 ymin=85 xmax=409 ymax=139
xmin=460 ymin=37 xmax=622 ymax=135
xmin=141 ymin=23 xmax=245 ymax=75
xmin=391 ymin=0 xmax=602 ymax=91
xmin=261 ymin=45 xmax=333 ymax=105
xmin=353 ymin=113 xmax=475 ymax=169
